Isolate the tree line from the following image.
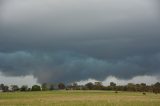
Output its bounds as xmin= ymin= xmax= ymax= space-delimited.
xmin=0 ymin=82 xmax=160 ymax=94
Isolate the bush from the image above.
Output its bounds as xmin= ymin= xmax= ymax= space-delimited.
xmin=143 ymin=92 xmax=146 ymax=95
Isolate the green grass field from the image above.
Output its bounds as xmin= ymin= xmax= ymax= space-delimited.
xmin=0 ymin=91 xmax=160 ymax=106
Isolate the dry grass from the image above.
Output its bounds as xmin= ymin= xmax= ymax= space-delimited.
xmin=0 ymin=91 xmax=160 ymax=106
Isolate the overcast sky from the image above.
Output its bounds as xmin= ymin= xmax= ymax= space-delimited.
xmin=0 ymin=0 xmax=160 ymax=85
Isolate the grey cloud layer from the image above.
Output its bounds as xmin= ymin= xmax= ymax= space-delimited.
xmin=0 ymin=51 xmax=160 ymax=83
xmin=0 ymin=0 xmax=160 ymax=82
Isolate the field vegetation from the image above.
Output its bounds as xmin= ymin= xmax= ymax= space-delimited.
xmin=0 ymin=91 xmax=160 ymax=106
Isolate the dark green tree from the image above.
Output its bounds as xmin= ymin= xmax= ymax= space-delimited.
xmin=153 ymin=82 xmax=160 ymax=94
xmin=94 ymin=82 xmax=103 ymax=90
xmin=110 ymin=82 xmax=116 ymax=87
xmin=3 ymin=86 xmax=9 ymax=92
xmin=127 ymin=83 xmax=136 ymax=91
xmin=85 ymin=82 xmax=94 ymax=90
xmin=20 ymin=85 xmax=28 ymax=91
xmin=0 ymin=84 xmax=5 ymax=91
xmin=11 ymin=85 xmax=19 ymax=91
xmin=110 ymin=82 xmax=116 ymax=90
xmin=32 ymin=85 xmax=41 ymax=91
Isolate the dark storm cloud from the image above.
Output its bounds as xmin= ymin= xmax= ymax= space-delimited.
xmin=0 ymin=51 xmax=160 ymax=83
xmin=0 ymin=0 xmax=160 ymax=83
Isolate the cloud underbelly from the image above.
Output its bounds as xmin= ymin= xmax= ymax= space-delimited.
xmin=0 ymin=51 xmax=160 ymax=83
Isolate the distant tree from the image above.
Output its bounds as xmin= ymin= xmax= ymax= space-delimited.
xmin=153 ymin=82 xmax=160 ymax=94
xmin=0 ymin=84 xmax=9 ymax=92
xmin=127 ymin=83 xmax=136 ymax=91
xmin=66 ymin=84 xmax=72 ymax=90
xmin=32 ymin=85 xmax=41 ymax=91
xmin=116 ymin=86 xmax=125 ymax=91
xmin=3 ymin=86 xmax=9 ymax=92
xmin=110 ymin=82 xmax=116 ymax=91
xmin=0 ymin=84 xmax=5 ymax=91
xmin=1 ymin=81 xmax=160 ymax=93
xmin=41 ymin=83 xmax=49 ymax=91
xmin=85 ymin=82 xmax=94 ymax=90
xmin=95 ymin=82 xmax=102 ymax=86
xmin=20 ymin=85 xmax=28 ymax=91
xmin=140 ymin=83 xmax=147 ymax=92
xmin=49 ymin=84 xmax=55 ymax=90
xmin=58 ymin=83 xmax=65 ymax=89
xmin=110 ymin=82 xmax=116 ymax=87
xmin=94 ymin=82 xmax=103 ymax=90
xmin=71 ymin=82 xmax=80 ymax=90
xmin=73 ymin=83 xmax=78 ymax=87
xmin=135 ymin=84 xmax=141 ymax=92
xmin=11 ymin=85 xmax=19 ymax=91
xmin=28 ymin=88 xmax=31 ymax=91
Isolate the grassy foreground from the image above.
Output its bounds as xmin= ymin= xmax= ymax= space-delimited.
xmin=0 ymin=91 xmax=160 ymax=106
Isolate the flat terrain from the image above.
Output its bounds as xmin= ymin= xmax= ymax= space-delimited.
xmin=0 ymin=91 xmax=160 ymax=106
